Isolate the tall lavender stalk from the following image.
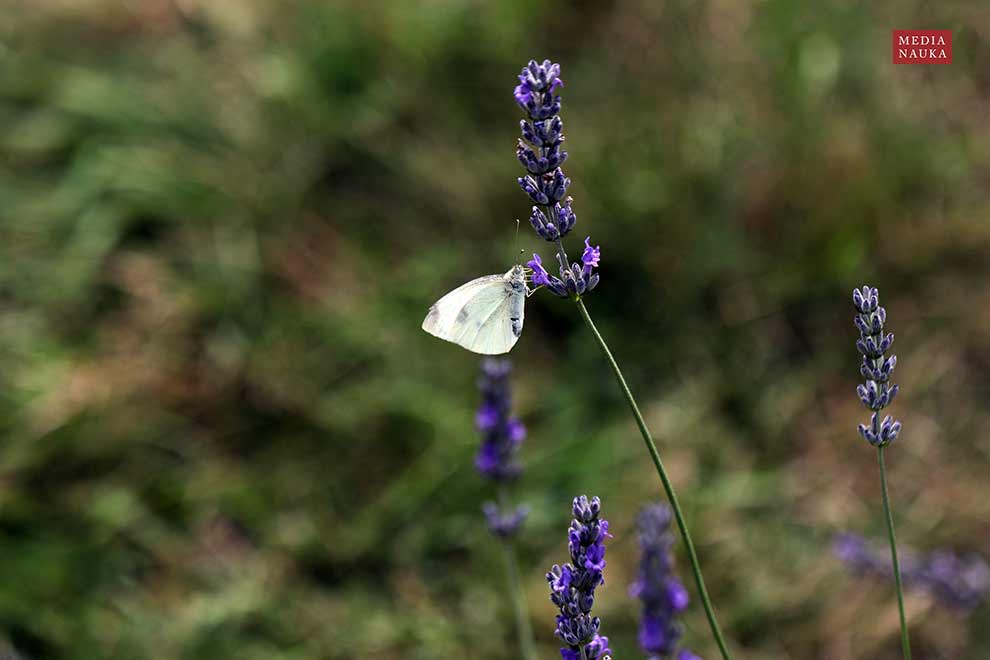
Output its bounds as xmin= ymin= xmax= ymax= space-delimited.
xmin=853 ymin=285 xmax=911 ymax=658
xmin=514 ymin=59 xmax=732 ymax=660
xmin=475 ymin=359 xmax=535 ymax=660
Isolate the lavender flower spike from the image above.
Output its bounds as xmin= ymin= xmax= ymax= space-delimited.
xmin=853 ymin=285 xmax=901 ymax=447
xmin=547 ymin=495 xmax=612 ymax=660
xmin=853 ymin=285 xmax=912 ymax=657
xmin=475 ymin=359 xmax=527 ymax=537
xmin=632 ymin=504 xmax=701 ymax=660
xmin=514 ymin=59 xmax=599 ymax=298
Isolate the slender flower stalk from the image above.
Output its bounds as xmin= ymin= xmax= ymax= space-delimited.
xmin=474 ymin=359 xmax=535 ymax=660
xmin=513 ymin=59 xmax=732 ymax=660
xmin=547 ymin=496 xmax=612 ymax=660
xmin=852 ymin=285 xmax=910 ymax=658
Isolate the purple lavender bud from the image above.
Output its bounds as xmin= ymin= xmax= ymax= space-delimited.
xmin=878 ymin=415 xmax=902 ymax=444
xmin=531 ymin=116 xmax=563 ymax=145
xmin=885 ymin=383 xmax=899 ymax=406
xmin=547 ymin=168 xmax=571 ymax=202
xmin=878 ymin=332 xmax=894 ymax=353
xmin=517 ymin=141 xmax=545 ymax=174
xmin=853 ymin=285 xmax=879 ymax=313
xmin=520 ymin=119 xmax=539 ymax=145
xmin=870 ymin=309 xmax=885 ymax=333
xmin=548 ymin=495 xmax=611 ymax=659
xmin=632 ymin=503 xmax=697 ymax=659
xmin=854 ymin=315 xmax=870 ymax=334
xmin=858 ymin=421 xmax=878 ymax=445
xmin=556 ymin=197 xmax=577 ymax=234
xmin=529 ymin=207 xmax=560 ymax=241
xmin=527 ymin=253 xmax=570 ymax=297
xmin=519 ymin=176 xmax=550 ymax=205
xmin=852 ymin=286 xmax=901 ymax=447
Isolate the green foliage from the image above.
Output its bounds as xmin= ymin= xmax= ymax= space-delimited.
xmin=1 ymin=1 xmax=988 ymax=658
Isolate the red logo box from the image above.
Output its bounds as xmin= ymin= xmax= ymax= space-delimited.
xmin=893 ymin=30 xmax=952 ymax=64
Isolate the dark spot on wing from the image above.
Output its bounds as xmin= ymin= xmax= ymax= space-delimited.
xmin=457 ymin=308 xmax=469 ymax=323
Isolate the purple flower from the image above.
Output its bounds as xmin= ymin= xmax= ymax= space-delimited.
xmin=833 ymin=533 xmax=990 ymax=612
xmin=917 ymin=550 xmax=990 ymax=610
xmin=482 ymin=502 xmax=530 ymax=538
xmin=632 ymin=504 xmax=699 ymax=659
xmin=528 ymin=253 xmax=551 ymax=287
xmin=474 ymin=359 xmax=527 ymax=537
xmin=526 ymin=253 xmax=570 ymax=298
xmin=560 ymin=635 xmax=610 ymax=660
xmin=582 ymin=237 xmax=601 ymax=268
xmin=514 ymin=59 xmax=563 ymax=119
xmin=852 ymin=286 xmax=901 ymax=447
xmin=514 ymin=59 xmax=600 ymax=299
xmin=548 ymin=496 xmax=612 ymax=659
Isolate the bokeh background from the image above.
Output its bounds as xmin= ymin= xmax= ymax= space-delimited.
xmin=2 ymin=1 xmax=989 ymax=658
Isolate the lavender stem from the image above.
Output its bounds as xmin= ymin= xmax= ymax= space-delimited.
xmin=878 ymin=446 xmax=912 ymax=659
xmin=574 ymin=297 xmax=733 ymax=660
xmin=498 ymin=485 xmax=536 ymax=660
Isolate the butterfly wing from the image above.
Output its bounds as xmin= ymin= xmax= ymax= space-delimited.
xmin=422 ymin=274 xmax=524 ymax=355
xmin=468 ymin=287 xmax=524 ymax=354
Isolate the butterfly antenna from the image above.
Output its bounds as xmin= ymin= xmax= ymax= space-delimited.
xmin=514 ymin=218 xmax=522 ymax=265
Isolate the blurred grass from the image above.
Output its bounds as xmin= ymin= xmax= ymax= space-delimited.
xmin=0 ymin=0 xmax=989 ymax=658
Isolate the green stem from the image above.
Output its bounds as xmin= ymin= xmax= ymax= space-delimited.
xmin=574 ymin=297 xmax=733 ymax=660
xmin=878 ymin=446 xmax=912 ymax=659
xmin=498 ymin=485 xmax=536 ymax=660
xmin=500 ymin=538 xmax=537 ymax=660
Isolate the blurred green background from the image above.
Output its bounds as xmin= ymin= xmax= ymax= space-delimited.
xmin=1 ymin=1 xmax=988 ymax=658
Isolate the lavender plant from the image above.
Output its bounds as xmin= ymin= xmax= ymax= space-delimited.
xmin=834 ymin=534 xmax=990 ymax=612
xmin=547 ymin=495 xmax=612 ymax=660
xmin=632 ymin=504 xmax=702 ymax=660
xmin=513 ymin=59 xmax=732 ymax=659
xmin=852 ymin=285 xmax=910 ymax=658
xmin=475 ymin=359 xmax=535 ymax=660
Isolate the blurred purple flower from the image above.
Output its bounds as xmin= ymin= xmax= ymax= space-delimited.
xmin=482 ymin=502 xmax=530 ymax=538
xmin=833 ymin=533 xmax=990 ymax=611
xmin=632 ymin=503 xmax=700 ymax=659
xmin=474 ymin=359 xmax=527 ymax=537
xmin=917 ymin=550 xmax=990 ymax=610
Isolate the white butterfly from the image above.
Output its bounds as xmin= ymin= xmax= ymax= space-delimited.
xmin=422 ymin=265 xmax=529 ymax=355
